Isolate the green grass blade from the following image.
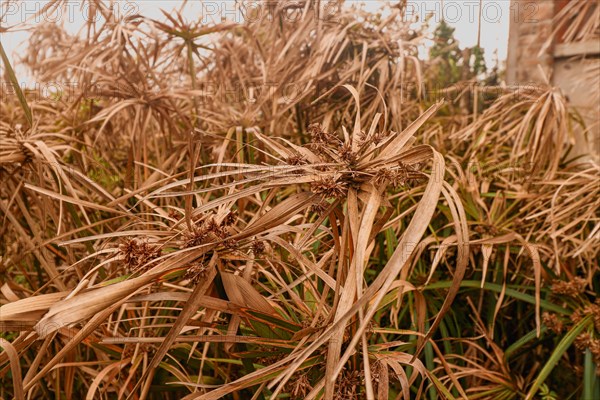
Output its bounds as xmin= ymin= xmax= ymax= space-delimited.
xmin=525 ymin=315 xmax=593 ymax=400
xmin=0 ymin=40 xmax=32 ymax=127
xmin=583 ymin=348 xmax=599 ymax=400
xmin=425 ymin=280 xmax=570 ymax=315
xmin=505 ymin=326 xmax=548 ymax=361
xmin=428 ymin=373 xmax=457 ymax=400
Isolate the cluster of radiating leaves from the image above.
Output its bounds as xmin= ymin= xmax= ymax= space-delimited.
xmin=0 ymin=1 xmax=598 ymax=399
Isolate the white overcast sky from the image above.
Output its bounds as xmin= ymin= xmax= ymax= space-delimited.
xmin=1 ymin=1 xmax=510 ymax=83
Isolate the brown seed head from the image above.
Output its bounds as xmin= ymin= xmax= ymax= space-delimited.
xmin=551 ymin=277 xmax=587 ymax=297
xmin=184 ymin=262 xmax=209 ymax=285
xmin=311 ymin=176 xmax=347 ymax=199
xmin=251 ymin=240 xmax=266 ymax=255
xmin=119 ymin=239 xmax=162 ymax=273
xmin=339 ymin=143 xmax=358 ymax=165
xmin=222 ymin=210 xmax=237 ymax=227
xmin=542 ymin=312 xmax=564 ymax=334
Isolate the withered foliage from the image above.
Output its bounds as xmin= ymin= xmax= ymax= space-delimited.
xmin=0 ymin=1 xmax=598 ymax=399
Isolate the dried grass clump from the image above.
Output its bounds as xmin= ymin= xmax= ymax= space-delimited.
xmin=0 ymin=1 xmax=598 ymax=399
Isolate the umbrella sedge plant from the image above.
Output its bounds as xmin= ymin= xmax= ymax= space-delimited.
xmin=0 ymin=0 xmax=598 ymax=399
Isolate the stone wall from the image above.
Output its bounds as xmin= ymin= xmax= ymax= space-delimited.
xmin=506 ymin=0 xmax=557 ymax=85
xmin=506 ymin=0 xmax=600 ymax=159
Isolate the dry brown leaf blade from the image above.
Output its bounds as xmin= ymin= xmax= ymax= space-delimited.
xmin=220 ymin=272 xmax=276 ymax=316
xmin=34 ymin=275 xmax=155 ymax=338
xmin=0 ymin=338 xmax=25 ymax=400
